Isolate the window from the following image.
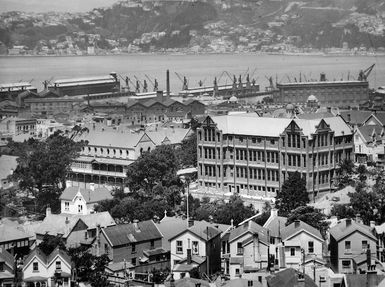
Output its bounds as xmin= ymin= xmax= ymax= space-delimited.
xmin=248 ymin=281 xmax=253 ymax=287
xmin=0 ymin=262 xmax=4 ymax=271
xmin=131 ymin=258 xmax=136 ymax=266
xmin=105 ymin=244 xmax=110 ymax=255
xmin=345 ymin=241 xmax=351 ymax=252
xmin=131 ymin=243 xmax=136 ymax=253
xmin=237 ymin=242 xmax=243 ymax=255
xmin=308 ymin=241 xmax=314 ymax=253
xmin=33 ymin=262 xmax=38 ymax=272
xmin=56 ymin=261 xmax=61 ymax=270
xmin=150 ymin=240 xmax=155 ymax=249
xmin=342 ymin=260 xmax=351 ymax=269
xmin=235 ymin=268 xmax=240 ymax=275
xmin=362 ymin=240 xmax=368 ymax=250
xmin=176 ymin=240 xmax=183 ymax=254
xmin=192 ymin=241 xmax=199 ymax=255
xmin=65 ymin=202 xmax=69 ymax=211
xmin=290 ymin=248 xmax=295 ymax=256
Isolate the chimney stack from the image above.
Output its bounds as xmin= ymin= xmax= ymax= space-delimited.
xmin=346 ymin=218 xmax=352 ymax=227
xmin=188 ymin=219 xmax=194 ymax=228
xmin=133 ymin=219 xmax=140 ymax=232
xmin=320 ymin=73 xmax=326 ymax=82
xmin=46 ymin=207 xmax=51 ymax=217
xmin=294 ymin=220 xmax=300 ymax=228
xmin=347 ymin=113 xmax=351 ymax=123
xmin=90 ymin=182 xmax=95 ymax=192
xmin=327 ymin=106 xmax=332 ymax=113
xmin=271 ymin=204 xmax=278 ymax=218
xmin=356 ymin=214 xmax=362 ymax=224
xmin=166 ymin=70 xmax=170 ymax=97
xmin=370 ymin=221 xmax=376 ymax=229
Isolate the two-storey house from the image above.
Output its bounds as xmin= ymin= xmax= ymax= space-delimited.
xmin=59 ymin=184 xmax=113 ymax=215
xmin=280 ymin=220 xmax=324 ymax=269
xmin=99 ymin=220 xmax=163 ymax=268
xmin=169 ymin=221 xmax=222 ymax=280
xmin=354 ymin=125 xmax=385 ymax=165
xmin=228 ymin=221 xmax=269 ymax=279
xmin=23 ymin=248 xmax=73 ymax=287
xmin=329 ymin=218 xmax=377 ymax=274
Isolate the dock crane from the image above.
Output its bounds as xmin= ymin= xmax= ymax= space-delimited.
xmin=118 ymin=74 xmax=132 ymax=91
xmin=358 ymin=64 xmax=375 ymax=81
xmin=133 ymin=76 xmax=145 ymax=93
xmin=42 ymin=77 xmax=54 ymax=90
xmin=145 ymin=74 xmax=159 ymax=92
xmin=175 ymin=72 xmax=188 ymax=90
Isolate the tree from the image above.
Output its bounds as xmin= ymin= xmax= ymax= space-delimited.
xmin=213 ymin=195 xmax=256 ymax=225
xmin=89 ymin=254 xmax=110 ymax=287
xmin=38 ymin=234 xmax=66 ymax=256
xmin=286 ymin=206 xmax=329 ymax=237
xmin=336 ymin=158 xmax=355 ymax=188
xmin=348 ymin=182 xmax=378 ymax=225
xmin=176 ymin=132 xmax=197 ymax=168
xmin=330 ymin=204 xmax=355 ymax=219
xmin=126 ymin=145 xmax=181 ymax=193
xmin=8 ymin=132 xmax=85 ymax=212
xmin=276 ymin=172 xmax=309 ymax=217
xmin=254 ymin=202 xmax=271 ymax=226
xmin=68 ymin=246 xmax=96 ymax=282
xmin=357 ymin=164 xmax=367 ymax=182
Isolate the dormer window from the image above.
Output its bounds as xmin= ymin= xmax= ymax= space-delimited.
xmin=33 ymin=262 xmax=39 ymax=272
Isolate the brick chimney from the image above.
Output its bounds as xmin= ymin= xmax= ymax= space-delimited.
xmin=133 ymin=219 xmax=140 ymax=232
xmin=356 ymin=214 xmax=362 ymax=224
xmin=188 ymin=219 xmax=194 ymax=228
xmin=294 ymin=220 xmax=300 ymax=228
xmin=370 ymin=221 xmax=376 ymax=228
xmin=346 ymin=218 xmax=352 ymax=227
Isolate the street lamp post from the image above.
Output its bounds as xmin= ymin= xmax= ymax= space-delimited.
xmin=177 ymin=167 xmax=197 ymax=227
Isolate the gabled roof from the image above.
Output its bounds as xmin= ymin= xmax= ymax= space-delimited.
xmin=102 ymin=220 xmax=162 ymax=247
xmin=0 ymin=248 xmax=15 ymax=270
xmin=38 ymin=90 xmax=60 ymax=98
xmin=36 ymin=212 xmax=115 ymax=238
xmin=146 ymin=128 xmax=191 ymax=145
xmin=266 ymin=268 xmax=317 ymax=287
xmin=345 ymin=274 xmax=385 ymax=287
xmin=169 ymin=221 xmax=222 ymax=242
xmin=369 ymin=113 xmax=385 ymax=126
xmin=23 ymin=247 xmax=72 ymax=270
xmin=329 ymin=219 xmax=376 ymax=242
xmin=105 ymin=261 xmax=134 ymax=272
xmin=339 ymin=110 xmax=373 ymax=126
xmin=263 ymin=215 xmax=287 ymax=238
xmin=59 ymin=186 xmax=113 ymax=204
xmin=281 ymin=220 xmax=323 ymax=242
xmin=229 ymin=221 xmax=268 ymax=243
xmin=357 ymin=125 xmax=384 ymax=144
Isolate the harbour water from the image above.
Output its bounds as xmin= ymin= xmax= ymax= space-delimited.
xmin=1 ymin=54 xmax=384 ymax=91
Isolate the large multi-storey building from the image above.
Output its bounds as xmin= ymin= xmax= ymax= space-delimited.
xmin=275 ymin=78 xmax=369 ymax=107
xmin=197 ymin=114 xmax=353 ymax=200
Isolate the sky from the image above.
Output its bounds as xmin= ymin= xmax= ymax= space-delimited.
xmin=0 ymin=0 xmax=118 ymax=13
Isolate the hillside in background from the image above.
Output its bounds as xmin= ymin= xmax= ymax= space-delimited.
xmin=0 ymin=0 xmax=384 ymax=54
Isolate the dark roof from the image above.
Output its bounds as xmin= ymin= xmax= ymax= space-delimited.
xmin=163 ymin=99 xmax=177 ymax=107
xmin=266 ymin=268 xmax=317 ymax=287
xmin=357 ymin=125 xmax=384 ymax=143
xmin=23 ymin=247 xmax=72 ymax=267
xmin=281 ymin=220 xmax=323 ymax=242
xmin=339 ymin=110 xmax=373 ymax=125
xmin=0 ymin=248 xmax=15 ymax=270
xmin=263 ymin=215 xmax=287 ymax=238
xmin=371 ymin=113 xmax=385 ymax=126
xmin=38 ymin=90 xmax=60 ymax=98
xmin=229 ymin=221 xmax=268 ymax=243
xmin=183 ymin=99 xmax=204 ymax=106
xmin=143 ymin=247 xmax=168 ymax=257
xmin=297 ymin=112 xmax=335 ymax=120
xmin=329 ymin=219 xmax=376 ymax=242
xmin=103 ymin=220 xmax=162 ymax=247
xmin=59 ymin=186 xmax=113 ymax=203
xmin=345 ymin=274 xmax=385 ymax=287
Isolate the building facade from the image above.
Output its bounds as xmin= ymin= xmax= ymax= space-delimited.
xmin=276 ymin=79 xmax=369 ymax=107
xmin=197 ymin=114 xmax=354 ymax=199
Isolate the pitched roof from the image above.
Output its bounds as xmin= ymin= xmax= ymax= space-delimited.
xmin=0 ymin=155 xmax=18 ymax=180
xmin=339 ymin=110 xmax=373 ymax=125
xmin=357 ymin=125 xmax=384 ymax=143
xmin=0 ymin=220 xmax=30 ymax=243
xmin=371 ymin=113 xmax=385 ymax=126
xmin=23 ymin=247 xmax=72 ymax=268
xmin=281 ymin=220 xmax=323 ymax=242
xmin=76 ymin=130 xmax=147 ymax=148
xmin=36 ymin=212 xmax=115 ymax=238
xmin=157 ymin=216 xmax=187 ymax=251
xmin=229 ymin=221 xmax=268 ymax=243
xmin=329 ymin=219 xmax=376 ymax=242
xmin=146 ymin=128 xmax=191 ymax=145
xmin=209 ymin=115 xmax=352 ymax=138
xmin=168 ymin=220 xmax=223 ymax=242
xmin=105 ymin=261 xmax=134 ymax=272
xmin=59 ymin=186 xmax=113 ymax=203
xmin=297 ymin=112 xmax=335 ymax=120
xmin=223 ymin=278 xmax=263 ymax=287
xmin=102 ymin=220 xmax=162 ymax=247
xmin=0 ymin=248 xmax=15 ymax=270
xmin=345 ymin=274 xmax=385 ymax=287
xmin=266 ymin=268 xmax=317 ymax=287
xmin=263 ymin=215 xmax=287 ymax=238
